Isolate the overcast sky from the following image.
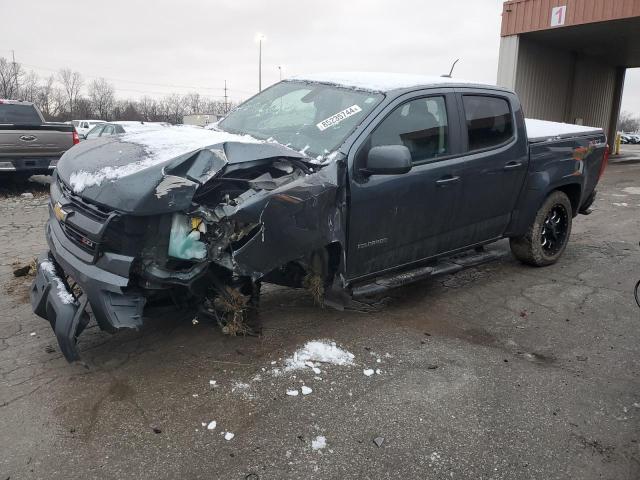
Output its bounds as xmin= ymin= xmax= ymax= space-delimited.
xmin=1 ymin=0 xmax=638 ymax=114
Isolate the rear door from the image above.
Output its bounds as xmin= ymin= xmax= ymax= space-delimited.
xmin=347 ymin=89 xmax=465 ymax=279
xmin=448 ymin=90 xmax=529 ymax=245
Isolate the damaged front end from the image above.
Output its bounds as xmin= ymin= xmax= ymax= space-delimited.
xmin=31 ymin=141 xmax=347 ymax=361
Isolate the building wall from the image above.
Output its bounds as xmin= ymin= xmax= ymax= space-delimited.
xmin=568 ymin=57 xmax=618 ymax=129
xmin=501 ymin=0 xmax=640 ymax=36
xmin=497 ymin=35 xmax=620 ymax=136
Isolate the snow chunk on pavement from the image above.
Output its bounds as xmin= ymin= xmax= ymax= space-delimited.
xmin=207 ymin=421 xmax=217 ymax=430
xmin=285 ymin=340 xmax=355 ymax=371
xmin=69 ymin=126 xmax=261 ymax=193
xmin=301 ymin=386 xmax=313 ymax=395
xmin=311 ymin=435 xmax=327 ymax=451
xmin=224 ymin=432 xmax=235 ymax=441
xmin=286 ymin=389 xmax=299 ymax=396
xmin=363 ymin=369 xmax=375 ymax=377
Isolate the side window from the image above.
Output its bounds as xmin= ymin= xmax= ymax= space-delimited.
xmin=370 ymin=96 xmax=449 ymax=163
xmin=462 ymin=95 xmax=514 ymax=151
xmin=85 ymin=125 xmax=104 ymax=139
xmin=101 ymin=125 xmax=115 ymax=136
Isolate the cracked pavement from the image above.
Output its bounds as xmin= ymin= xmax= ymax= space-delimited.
xmin=1 ymin=161 xmax=639 ymax=479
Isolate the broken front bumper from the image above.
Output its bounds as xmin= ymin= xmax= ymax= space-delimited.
xmin=30 ymin=219 xmax=146 ymax=362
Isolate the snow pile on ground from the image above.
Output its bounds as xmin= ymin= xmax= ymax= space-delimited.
xmin=311 ymin=435 xmax=327 ymax=451
xmin=291 ymin=72 xmax=476 ymax=92
xmin=69 ymin=126 xmax=261 ymax=193
xmin=40 ymin=260 xmax=74 ymax=305
xmin=284 ymin=340 xmax=355 ymax=371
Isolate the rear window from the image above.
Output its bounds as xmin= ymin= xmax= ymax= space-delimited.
xmin=0 ymin=104 xmax=42 ymax=124
xmin=463 ymin=95 xmax=513 ymax=151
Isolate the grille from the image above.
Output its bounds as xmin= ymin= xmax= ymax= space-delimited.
xmin=59 ymin=180 xmax=113 ymax=222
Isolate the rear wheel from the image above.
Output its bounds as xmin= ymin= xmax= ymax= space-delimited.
xmin=510 ymin=191 xmax=572 ymax=267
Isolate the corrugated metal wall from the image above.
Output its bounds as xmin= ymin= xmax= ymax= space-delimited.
xmin=513 ymin=38 xmax=574 ymax=121
xmin=497 ymin=36 xmax=620 ymax=134
xmin=568 ymin=58 xmax=617 ymax=129
xmin=502 ymin=0 xmax=640 ymax=36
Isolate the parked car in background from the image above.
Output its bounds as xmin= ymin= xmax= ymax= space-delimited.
xmin=0 ymin=99 xmax=78 ymax=176
xmin=83 ymin=121 xmax=170 ymax=139
xmin=72 ymin=119 xmax=105 ymax=137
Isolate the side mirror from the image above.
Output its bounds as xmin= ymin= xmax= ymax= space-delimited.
xmin=364 ymin=145 xmax=412 ymax=175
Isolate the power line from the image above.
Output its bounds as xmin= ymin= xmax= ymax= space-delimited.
xmin=14 ymin=58 xmax=254 ymax=96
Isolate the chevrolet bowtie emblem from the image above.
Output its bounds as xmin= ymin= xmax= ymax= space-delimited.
xmin=53 ymin=202 xmax=68 ymax=222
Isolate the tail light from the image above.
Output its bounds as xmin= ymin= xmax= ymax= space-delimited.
xmin=72 ymin=130 xmax=80 ymax=145
xmin=597 ymin=144 xmax=609 ymax=180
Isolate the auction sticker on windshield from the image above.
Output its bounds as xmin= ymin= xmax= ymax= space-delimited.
xmin=316 ymin=105 xmax=362 ymax=131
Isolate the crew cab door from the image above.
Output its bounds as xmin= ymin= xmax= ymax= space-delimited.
xmin=449 ymin=90 xmax=529 ymax=244
xmin=346 ymin=90 xmax=464 ymax=279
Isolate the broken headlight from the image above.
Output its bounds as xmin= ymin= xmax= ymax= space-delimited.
xmin=168 ymin=213 xmax=208 ymax=260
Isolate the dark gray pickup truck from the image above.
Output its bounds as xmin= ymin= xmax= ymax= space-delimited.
xmin=0 ymin=100 xmax=78 ymax=176
xmin=29 ymin=73 xmax=608 ymax=361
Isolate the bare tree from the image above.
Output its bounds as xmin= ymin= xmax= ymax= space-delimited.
xmin=184 ymin=92 xmax=202 ymax=115
xmin=0 ymin=56 xmax=23 ymax=99
xmin=19 ymin=71 xmax=39 ymax=103
xmin=58 ymin=68 xmax=83 ymax=117
xmin=137 ymin=96 xmax=159 ymax=121
xmin=619 ymin=111 xmax=640 ymax=133
xmin=35 ymin=75 xmax=66 ymax=120
xmin=88 ymin=77 xmax=115 ymax=119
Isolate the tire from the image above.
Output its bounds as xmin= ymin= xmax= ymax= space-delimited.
xmin=510 ymin=191 xmax=573 ymax=267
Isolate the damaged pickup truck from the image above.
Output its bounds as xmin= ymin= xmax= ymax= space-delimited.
xmin=30 ymin=72 xmax=609 ymax=361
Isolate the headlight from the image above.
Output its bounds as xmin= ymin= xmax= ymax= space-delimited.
xmin=168 ymin=213 xmax=207 ymax=260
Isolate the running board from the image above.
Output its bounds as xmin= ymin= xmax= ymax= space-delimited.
xmin=351 ymin=248 xmax=508 ymax=298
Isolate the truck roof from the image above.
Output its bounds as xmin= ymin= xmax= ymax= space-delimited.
xmin=289 ymin=72 xmax=500 ymax=93
xmin=0 ymin=99 xmax=35 ymax=105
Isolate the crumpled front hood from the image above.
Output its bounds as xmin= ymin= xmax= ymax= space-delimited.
xmin=55 ymin=127 xmax=307 ymax=214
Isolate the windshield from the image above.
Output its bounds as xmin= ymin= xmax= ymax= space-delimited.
xmin=219 ymin=81 xmax=383 ymax=159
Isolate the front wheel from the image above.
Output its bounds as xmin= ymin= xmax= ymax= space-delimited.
xmin=510 ymin=191 xmax=573 ymax=267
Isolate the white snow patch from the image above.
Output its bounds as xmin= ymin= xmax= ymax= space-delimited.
xmin=311 ymin=435 xmax=327 ymax=451
xmin=623 ymin=187 xmax=640 ymax=195
xmin=525 ymin=118 xmax=601 ymax=141
xmin=40 ymin=261 xmax=74 ymax=305
xmin=292 ymin=72 xmax=477 ymax=92
xmin=69 ymin=126 xmax=261 ymax=193
xmin=224 ymin=432 xmax=235 ymax=441
xmin=209 ymin=380 xmax=217 ymax=386
xmin=613 ymin=202 xmax=629 ymax=207
xmin=286 ymin=389 xmax=299 ymax=396
xmin=363 ymin=369 xmax=375 ymax=377
xmin=232 ymin=382 xmax=250 ymax=392
xmin=375 ymin=369 xmax=382 ymax=375
xmin=207 ymin=420 xmax=217 ymax=430
xmin=284 ymin=340 xmax=355 ymax=372
xmin=301 ymin=386 xmax=313 ymax=395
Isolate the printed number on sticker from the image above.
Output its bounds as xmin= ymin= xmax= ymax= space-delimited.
xmin=317 ymin=105 xmax=362 ymax=131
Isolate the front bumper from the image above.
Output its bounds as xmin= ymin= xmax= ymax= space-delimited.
xmin=31 ymin=218 xmax=146 ymax=362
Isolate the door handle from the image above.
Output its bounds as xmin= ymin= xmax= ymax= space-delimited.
xmin=435 ymin=175 xmax=460 ymax=186
xmin=503 ymin=161 xmax=523 ymax=170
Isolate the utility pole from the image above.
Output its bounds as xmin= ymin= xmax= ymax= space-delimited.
xmin=11 ymin=50 xmax=17 ymax=98
xmin=224 ymin=80 xmax=228 ymax=113
xmin=258 ymin=38 xmax=262 ymax=92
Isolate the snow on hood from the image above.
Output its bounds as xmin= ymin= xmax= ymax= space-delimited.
xmin=69 ymin=125 xmax=261 ymax=193
xmin=290 ymin=71 xmax=478 ymax=92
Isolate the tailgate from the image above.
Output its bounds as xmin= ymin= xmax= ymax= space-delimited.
xmin=0 ymin=126 xmax=74 ymax=158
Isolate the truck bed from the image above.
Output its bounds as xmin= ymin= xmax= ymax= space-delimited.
xmin=525 ymin=118 xmax=603 ymax=143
